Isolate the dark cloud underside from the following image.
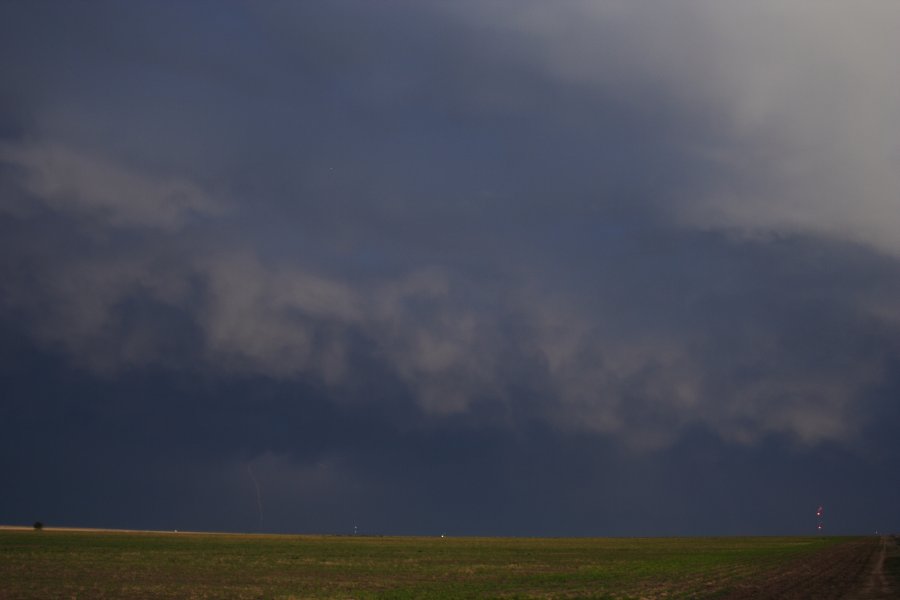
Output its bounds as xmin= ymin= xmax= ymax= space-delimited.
xmin=1 ymin=1 xmax=899 ymax=535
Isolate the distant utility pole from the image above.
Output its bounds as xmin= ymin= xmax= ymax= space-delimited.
xmin=816 ymin=505 xmax=824 ymax=532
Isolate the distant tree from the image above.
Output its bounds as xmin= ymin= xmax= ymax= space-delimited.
xmin=33 ymin=521 xmax=43 ymax=531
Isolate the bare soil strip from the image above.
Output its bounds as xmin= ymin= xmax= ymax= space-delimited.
xmin=849 ymin=535 xmax=890 ymax=599
xmin=720 ymin=536 xmax=898 ymax=600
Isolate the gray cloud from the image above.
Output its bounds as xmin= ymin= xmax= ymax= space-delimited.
xmin=2 ymin=0 xmax=900 ymax=535
xmin=0 ymin=140 xmax=224 ymax=230
xmin=450 ymin=1 xmax=900 ymax=255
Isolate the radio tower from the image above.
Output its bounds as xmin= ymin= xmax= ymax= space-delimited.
xmin=816 ymin=505 xmax=824 ymax=532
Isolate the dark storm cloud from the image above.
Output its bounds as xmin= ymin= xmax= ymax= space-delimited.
xmin=2 ymin=1 xmax=899 ymax=534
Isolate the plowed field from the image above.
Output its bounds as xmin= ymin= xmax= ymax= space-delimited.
xmin=721 ymin=535 xmax=898 ymax=599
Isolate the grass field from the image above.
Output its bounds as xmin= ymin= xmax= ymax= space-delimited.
xmin=0 ymin=529 xmax=884 ymax=599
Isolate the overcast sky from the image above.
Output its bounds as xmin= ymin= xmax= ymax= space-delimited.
xmin=2 ymin=0 xmax=899 ymax=536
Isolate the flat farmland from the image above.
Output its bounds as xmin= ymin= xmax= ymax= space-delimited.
xmin=0 ymin=529 xmax=896 ymax=599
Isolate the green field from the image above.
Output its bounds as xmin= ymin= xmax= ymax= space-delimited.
xmin=0 ymin=529 xmax=867 ymax=599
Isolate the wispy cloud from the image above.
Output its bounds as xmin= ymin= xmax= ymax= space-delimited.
xmin=1 ymin=141 xmax=225 ymax=230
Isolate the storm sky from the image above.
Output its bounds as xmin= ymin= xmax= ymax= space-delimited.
xmin=2 ymin=1 xmax=899 ymax=536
